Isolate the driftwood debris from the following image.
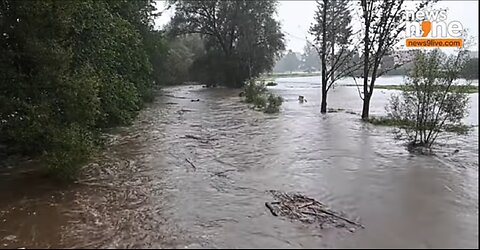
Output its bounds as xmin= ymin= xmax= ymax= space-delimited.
xmin=185 ymin=158 xmax=197 ymax=171
xmin=265 ymin=202 xmax=279 ymax=216
xmin=184 ymin=134 xmax=203 ymax=140
xmin=212 ymin=169 xmax=236 ymax=177
xmin=182 ymin=134 xmax=217 ymax=144
xmin=163 ymin=94 xmax=187 ymax=99
xmin=265 ymin=190 xmax=364 ymax=229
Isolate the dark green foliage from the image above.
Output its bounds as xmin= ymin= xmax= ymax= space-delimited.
xmin=310 ymin=0 xmax=356 ymax=113
xmin=0 ymin=0 xmax=166 ymax=178
xmin=244 ymin=81 xmax=267 ymax=103
xmin=162 ymin=34 xmax=206 ymax=85
xmin=44 ymin=125 xmax=96 ymax=180
xmin=171 ymin=0 xmax=285 ymax=88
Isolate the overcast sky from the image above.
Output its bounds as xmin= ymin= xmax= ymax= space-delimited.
xmin=154 ymin=1 xmax=479 ymax=53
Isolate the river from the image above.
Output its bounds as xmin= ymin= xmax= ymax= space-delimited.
xmin=0 ymin=76 xmax=478 ymax=248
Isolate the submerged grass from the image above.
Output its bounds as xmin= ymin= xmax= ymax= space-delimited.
xmin=368 ymin=116 xmax=472 ymax=135
xmin=344 ymin=84 xmax=478 ymax=93
xmin=260 ymin=72 xmax=320 ymax=80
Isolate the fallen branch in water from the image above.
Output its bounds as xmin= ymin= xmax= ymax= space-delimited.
xmin=266 ymin=190 xmax=365 ymax=230
xmin=182 ymin=134 xmax=217 ymax=144
xmin=212 ymin=169 xmax=236 ymax=177
xmin=265 ymin=202 xmax=279 ymax=216
xmin=184 ymin=134 xmax=202 ymax=140
xmin=185 ymin=158 xmax=197 ymax=171
xmin=163 ymin=94 xmax=187 ymax=99
xmin=298 ymin=202 xmax=315 ymax=209
xmin=302 ymin=209 xmax=364 ymax=229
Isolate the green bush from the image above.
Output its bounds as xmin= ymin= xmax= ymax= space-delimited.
xmin=242 ymin=80 xmax=282 ymax=113
xmin=0 ymin=0 xmax=164 ymax=180
xmin=386 ymin=50 xmax=470 ymax=149
xmin=265 ymin=94 xmax=283 ymax=113
xmin=244 ymin=80 xmax=267 ymax=103
xmin=44 ymin=125 xmax=96 ymax=180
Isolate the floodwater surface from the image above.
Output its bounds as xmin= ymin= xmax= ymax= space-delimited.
xmin=0 ymin=76 xmax=478 ymax=248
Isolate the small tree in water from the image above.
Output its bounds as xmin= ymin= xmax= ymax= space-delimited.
xmin=386 ymin=49 xmax=471 ymax=153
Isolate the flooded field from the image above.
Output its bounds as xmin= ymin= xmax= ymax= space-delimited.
xmin=1 ymin=76 xmax=478 ymax=248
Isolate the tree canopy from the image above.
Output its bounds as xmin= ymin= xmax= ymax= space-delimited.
xmin=170 ymin=0 xmax=285 ymax=87
xmin=0 ymin=0 xmax=167 ymax=178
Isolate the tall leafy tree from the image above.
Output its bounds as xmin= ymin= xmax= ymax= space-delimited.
xmin=387 ymin=49 xmax=470 ymax=150
xmin=358 ymin=0 xmax=430 ymax=120
xmin=310 ymin=0 xmax=358 ymax=113
xmin=0 ymin=0 xmax=167 ymax=178
xmin=171 ymin=0 xmax=285 ymax=87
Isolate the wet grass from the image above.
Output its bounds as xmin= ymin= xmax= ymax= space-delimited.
xmin=367 ymin=116 xmax=414 ymax=127
xmin=344 ymin=84 xmax=478 ymax=93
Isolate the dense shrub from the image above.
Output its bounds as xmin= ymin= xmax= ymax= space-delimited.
xmin=243 ymin=81 xmax=283 ymax=113
xmin=0 ymin=0 xmax=165 ymax=178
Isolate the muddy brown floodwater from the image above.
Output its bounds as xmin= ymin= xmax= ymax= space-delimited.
xmin=0 ymin=77 xmax=478 ymax=248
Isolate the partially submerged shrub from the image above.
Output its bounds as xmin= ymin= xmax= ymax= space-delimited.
xmin=243 ymin=80 xmax=282 ymax=113
xmin=385 ymin=49 xmax=470 ymax=150
xmin=244 ymin=80 xmax=267 ymax=103
xmin=265 ymin=94 xmax=283 ymax=113
xmin=44 ymin=125 xmax=96 ymax=180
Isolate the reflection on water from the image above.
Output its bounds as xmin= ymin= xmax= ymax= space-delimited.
xmin=0 ymin=78 xmax=478 ymax=248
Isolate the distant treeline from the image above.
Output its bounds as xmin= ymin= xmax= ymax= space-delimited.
xmin=382 ymin=58 xmax=478 ymax=80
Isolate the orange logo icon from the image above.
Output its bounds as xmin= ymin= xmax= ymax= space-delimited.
xmin=421 ymin=20 xmax=431 ymax=37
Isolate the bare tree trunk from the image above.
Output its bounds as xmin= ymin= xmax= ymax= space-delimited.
xmin=361 ymin=0 xmax=370 ymax=121
xmin=321 ymin=89 xmax=328 ymax=113
xmin=320 ymin=0 xmax=328 ymax=114
xmin=330 ymin=1 xmax=335 ymax=85
xmin=362 ymin=93 xmax=371 ymax=120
